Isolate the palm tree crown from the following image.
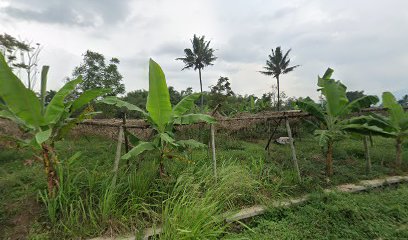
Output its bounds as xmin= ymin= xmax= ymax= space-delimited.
xmin=176 ymin=34 xmax=217 ymax=108
xmin=260 ymin=46 xmax=299 ymax=111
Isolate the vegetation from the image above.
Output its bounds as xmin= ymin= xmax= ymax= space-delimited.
xmin=260 ymin=46 xmax=299 ymax=111
xmin=350 ymin=92 xmax=408 ymax=167
xmin=0 ymin=33 xmax=42 ymax=89
xmin=70 ymin=50 xmax=125 ymax=96
xmin=225 ymin=186 xmax=408 ymax=239
xmin=0 ymin=52 xmax=108 ymax=196
xmin=176 ymin=34 xmax=217 ymax=108
xmin=297 ymin=68 xmax=378 ymax=177
xmin=103 ymin=59 xmax=215 ymax=175
xmin=0 ymin=31 xmax=407 ymax=240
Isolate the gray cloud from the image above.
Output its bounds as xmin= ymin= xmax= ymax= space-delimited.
xmin=2 ymin=0 xmax=407 ymax=100
xmin=1 ymin=0 xmax=131 ymax=26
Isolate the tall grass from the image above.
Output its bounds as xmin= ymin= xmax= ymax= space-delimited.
xmin=39 ymin=154 xmax=159 ymax=238
xmin=159 ymin=163 xmax=258 ymax=239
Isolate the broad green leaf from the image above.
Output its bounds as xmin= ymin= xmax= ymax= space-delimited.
xmin=43 ymin=77 xmax=82 ymax=125
xmin=314 ymin=129 xmax=329 ymax=146
xmin=296 ymin=100 xmax=325 ymax=124
xmin=0 ymin=53 xmax=42 ymax=128
xmin=0 ymin=109 xmax=29 ymax=127
xmin=177 ymin=139 xmax=207 ymax=149
xmin=173 ymin=114 xmax=216 ymax=125
xmin=342 ymin=123 xmax=394 ymax=138
xmin=317 ymin=68 xmax=348 ymax=117
xmin=159 ymin=132 xmax=177 ymax=146
xmin=71 ymin=88 xmax=111 ymax=113
xmin=382 ymin=92 xmax=406 ymax=128
xmin=340 ymin=95 xmax=379 ymax=115
xmin=146 ymin=59 xmax=172 ymax=132
xmin=172 ymin=93 xmax=200 ymax=116
xmin=54 ymin=108 xmax=99 ymax=141
xmin=101 ymin=96 xmax=147 ymax=116
xmin=35 ymin=128 xmax=52 ymax=144
xmin=40 ymin=66 xmax=49 ymax=114
xmin=122 ymin=142 xmax=156 ymax=160
xmin=125 ymin=130 xmax=140 ymax=146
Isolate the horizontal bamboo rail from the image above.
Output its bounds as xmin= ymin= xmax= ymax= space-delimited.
xmin=80 ymin=106 xmax=408 ymax=129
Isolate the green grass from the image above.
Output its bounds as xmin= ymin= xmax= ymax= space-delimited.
xmin=224 ymin=186 xmax=408 ymax=239
xmin=0 ymin=129 xmax=407 ymax=239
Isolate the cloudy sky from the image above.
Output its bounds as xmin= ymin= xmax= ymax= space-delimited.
xmin=1 ymin=0 xmax=407 ymax=100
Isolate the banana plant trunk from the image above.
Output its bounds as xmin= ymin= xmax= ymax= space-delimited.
xmin=199 ymin=68 xmax=203 ymax=109
xmin=326 ymin=141 xmax=334 ymax=177
xmin=276 ymin=75 xmax=280 ymax=111
xmin=41 ymin=143 xmax=59 ymax=197
xmin=159 ymin=147 xmax=166 ymax=177
xmin=396 ymin=138 xmax=403 ymax=167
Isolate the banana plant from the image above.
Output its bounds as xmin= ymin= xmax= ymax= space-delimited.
xmin=346 ymin=92 xmax=408 ymax=167
xmin=297 ymin=68 xmax=379 ymax=177
xmin=0 ymin=53 xmax=109 ymax=196
xmin=102 ymin=59 xmax=216 ymax=176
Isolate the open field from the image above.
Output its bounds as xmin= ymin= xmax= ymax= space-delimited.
xmin=1 ymin=129 xmax=407 ymax=239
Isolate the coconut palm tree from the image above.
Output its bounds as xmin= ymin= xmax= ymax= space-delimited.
xmin=260 ymin=47 xmax=299 ymax=111
xmin=176 ymin=34 xmax=217 ymax=109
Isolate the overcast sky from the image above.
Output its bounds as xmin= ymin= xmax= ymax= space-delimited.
xmin=1 ymin=0 xmax=407 ymax=100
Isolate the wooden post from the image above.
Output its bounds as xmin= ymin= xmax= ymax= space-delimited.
xmin=112 ymin=126 xmax=124 ymax=186
xmin=285 ymin=118 xmax=301 ymax=181
xmin=210 ymin=124 xmax=217 ymax=179
xmin=363 ymin=136 xmax=371 ymax=174
xmin=265 ymin=118 xmax=283 ymax=152
xmin=122 ymin=112 xmax=130 ymax=154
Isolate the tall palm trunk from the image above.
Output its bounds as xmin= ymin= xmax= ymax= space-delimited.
xmin=276 ymin=75 xmax=280 ymax=111
xmin=326 ymin=141 xmax=334 ymax=177
xmin=199 ymin=68 xmax=203 ymax=109
xmin=396 ymin=138 xmax=403 ymax=167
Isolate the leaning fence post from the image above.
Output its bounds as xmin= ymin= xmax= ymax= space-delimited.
xmin=112 ymin=126 xmax=124 ymax=186
xmin=210 ymin=124 xmax=217 ymax=179
xmin=363 ymin=136 xmax=372 ymax=174
xmin=285 ymin=118 xmax=301 ymax=181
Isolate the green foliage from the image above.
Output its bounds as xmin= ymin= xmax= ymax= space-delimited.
xmin=348 ymin=92 xmax=408 ymax=166
xmin=297 ymin=68 xmax=379 ymax=176
xmin=103 ymin=59 xmax=215 ymax=163
xmin=0 ymin=52 xmax=109 ymax=196
xmin=71 ymin=50 xmax=125 ymax=96
xmin=225 ymin=186 xmax=408 ymax=240
xmin=176 ymin=34 xmax=217 ymax=107
xmin=346 ymin=90 xmax=366 ymax=102
xmin=260 ymin=46 xmax=299 ymax=111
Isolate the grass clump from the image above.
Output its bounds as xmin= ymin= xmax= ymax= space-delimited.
xmin=225 ymin=186 xmax=408 ymax=239
xmin=159 ymin=163 xmax=258 ymax=239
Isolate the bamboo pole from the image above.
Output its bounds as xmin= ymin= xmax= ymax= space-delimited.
xmin=285 ymin=118 xmax=301 ymax=181
xmin=112 ymin=126 xmax=124 ymax=186
xmin=363 ymin=136 xmax=371 ymax=174
xmin=210 ymin=124 xmax=217 ymax=179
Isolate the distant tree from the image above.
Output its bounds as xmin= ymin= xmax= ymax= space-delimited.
xmin=181 ymin=87 xmax=193 ymax=97
xmin=398 ymin=94 xmax=408 ymax=107
xmin=44 ymin=90 xmax=57 ymax=106
xmin=260 ymin=46 xmax=299 ymax=111
xmin=208 ymin=76 xmax=234 ymax=110
xmin=168 ymin=86 xmax=182 ymax=106
xmin=0 ymin=33 xmax=42 ymax=89
xmin=71 ymin=50 xmax=125 ymax=96
xmin=210 ymin=76 xmax=234 ymax=96
xmin=346 ymin=90 xmax=366 ymax=102
xmin=176 ymin=34 xmax=217 ymax=109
